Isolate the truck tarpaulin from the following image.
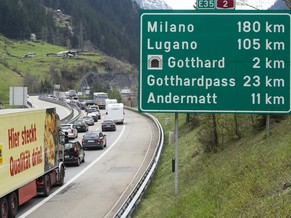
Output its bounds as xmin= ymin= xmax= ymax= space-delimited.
xmin=0 ymin=108 xmax=58 ymax=197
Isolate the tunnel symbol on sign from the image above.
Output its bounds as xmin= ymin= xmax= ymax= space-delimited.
xmin=148 ymin=55 xmax=163 ymax=70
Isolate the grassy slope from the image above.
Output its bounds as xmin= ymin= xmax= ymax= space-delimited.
xmin=135 ymin=114 xmax=291 ymax=217
xmin=0 ymin=35 xmax=105 ymax=105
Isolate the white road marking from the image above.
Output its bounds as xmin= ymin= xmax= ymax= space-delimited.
xmin=19 ymin=125 xmax=126 ymax=218
xmin=105 ymin=115 xmax=154 ymax=217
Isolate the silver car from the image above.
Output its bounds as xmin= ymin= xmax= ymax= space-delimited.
xmin=61 ymin=124 xmax=78 ymax=139
xmin=82 ymin=116 xmax=94 ymax=126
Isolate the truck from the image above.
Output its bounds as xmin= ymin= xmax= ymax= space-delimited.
xmin=105 ymin=99 xmax=117 ymax=113
xmin=0 ymin=108 xmax=65 ymax=218
xmin=106 ymin=103 xmax=125 ymax=124
xmin=93 ymin=92 xmax=108 ymax=109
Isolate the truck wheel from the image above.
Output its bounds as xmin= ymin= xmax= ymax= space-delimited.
xmin=43 ymin=175 xmax=51 ymax=197
xmin=8 ymin=192 xmax=18 ymax=218
xmin=76 ymin=158 xmax=80 ymax=166
xmin=58 ymin=166 xmax=65 ymax=186
xmin=0 ymin=197 xmax=8 ymax=218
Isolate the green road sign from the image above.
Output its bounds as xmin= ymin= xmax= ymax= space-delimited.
xmin=139 ymin=10 xmax=291 ymax=114
xmin=196 ymin=0 xmax=215 ymax=9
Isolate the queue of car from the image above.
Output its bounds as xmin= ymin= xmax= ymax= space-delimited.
xmin=61 ymin=103 xmax=117 ymax=167
xmin=86 ymin=107 xmax=101 ymax=121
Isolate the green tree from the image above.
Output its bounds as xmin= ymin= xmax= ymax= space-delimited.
xmin=108 ymin=88 xmax=122 ymax=102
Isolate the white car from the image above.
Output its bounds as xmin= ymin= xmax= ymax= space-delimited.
xmin=61 ymin=124 xmax=78 ymax=139
xmin=82 ymin=116 xmax=95 ymax=126
xmin=87 ymin=108 xmax=101 ymax=121
xmin=88 ymin=104 xmax=99 ymax=110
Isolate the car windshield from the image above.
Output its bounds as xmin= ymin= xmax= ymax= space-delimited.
xmin=74 ymin=121 xmax=83 ymax=125
xmin=87 ymin=131 xmax=99 ymax=135
xmin=64 ymin=143 xmax=74 ymax=149
xmin=85 ymin=100 xmax=94 ymax=105
xmin=61 ymin=125 xmax=71 ymax=129
xmin=87 ymin=108 xmax=97 ymax=113
xmin=83 ymin=116 xmax=92 ymax=119
xmin=84 ymin=131 xmax=99 ymax=138
xmin=84 ymin=135 xmax=97 ymax=139
xmin=103 ymin=120 xmax=113 ymax=124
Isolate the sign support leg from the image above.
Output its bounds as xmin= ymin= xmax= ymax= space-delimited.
xmin=175 ymin=113 xmax=179 ymax=195
xmin=266 ymin=114 xmax=270 ymax=137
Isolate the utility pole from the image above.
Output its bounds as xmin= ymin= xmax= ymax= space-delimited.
xmin=79 ymin=21 xmax=84 ymax=51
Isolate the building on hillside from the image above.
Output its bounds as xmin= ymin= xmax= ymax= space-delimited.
xmin=120 ymin=87 xmax=131 ymax=97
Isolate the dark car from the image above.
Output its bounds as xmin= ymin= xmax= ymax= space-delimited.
xmin=84 ymin=100 xmax=96 ymax=111
xmin=85 ymin=100 xmax=95 ymax=107
xmin=82 ymin=131 xmax=107 ymax=150
xmin=102 ymin=119 xmax=116 ymax=131
xmin=73 ymin=120 xmax=88 ymax=132
xmin=77 ymin=101 xmax=86 ymax=110
xmin=64 ymin=140 xmax=85 ymax=166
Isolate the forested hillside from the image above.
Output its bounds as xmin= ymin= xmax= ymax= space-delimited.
xmin=0 ymin=0 xmax=138 ymax=64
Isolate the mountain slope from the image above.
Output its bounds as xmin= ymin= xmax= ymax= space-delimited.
xmin=236 ymin=0 xmax=288 ymax=9
xmin=0 ymin=0 xmax=139 ymax=65
xmin=0 ymin=35 xmax=137 ymax=106
xmin=134 ymin=0 xmax=171 ymax=9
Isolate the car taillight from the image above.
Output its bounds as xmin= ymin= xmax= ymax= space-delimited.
xmin=74 ymin=146 xmax=77 ymax=152
xmin=71 ymin=129 xmax=74 ymax=133
xmin=82 ymin=138 xmax=84 ymax=144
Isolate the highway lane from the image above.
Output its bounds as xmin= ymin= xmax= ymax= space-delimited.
xmin=17 ymin=100 xmax=160 ymax=218
xmin=28 ymin=96 xmax=72 ymax=120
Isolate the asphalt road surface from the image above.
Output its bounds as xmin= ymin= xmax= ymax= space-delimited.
xmin=17 ymin=98 xmax=159 ymax=218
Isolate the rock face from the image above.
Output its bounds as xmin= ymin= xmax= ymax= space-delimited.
xmin=133 ymin=0 xmax=171 ymax=9
xmin=78 ymin=71 xmax=137 ymax=91
xmin=108 ymin=73 xmax=137 ymax=90
xmin=269 ymin=0 xmax=289 ymax=9
xmin=236 ymin=0 xmax=288 ymax=9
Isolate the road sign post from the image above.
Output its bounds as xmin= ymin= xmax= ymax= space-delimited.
xmin=139 ymin=10 xmax=291 ymax=114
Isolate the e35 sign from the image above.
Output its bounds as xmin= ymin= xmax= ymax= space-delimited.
xmin=197 ymin=0 xmax=235 ymax=9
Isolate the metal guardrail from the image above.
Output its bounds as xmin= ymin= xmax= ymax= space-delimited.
xmin=114 ymin=108 xmax=164 ymax=218
xmin=37 ymin=96 xmax=82 ymax=123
